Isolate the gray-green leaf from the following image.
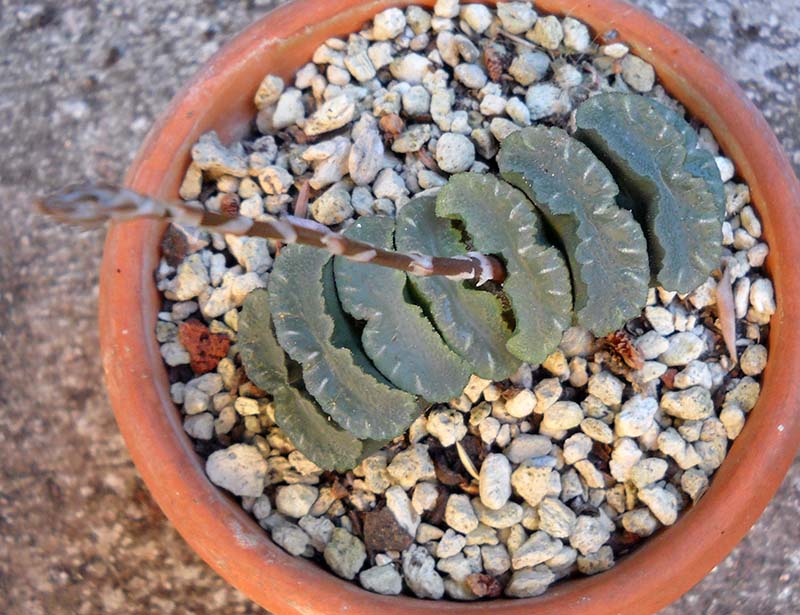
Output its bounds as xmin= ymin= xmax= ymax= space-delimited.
xmin=575 ymin=92 xmax=723 ymax=294
xmin=269 ymin=244 xmax=422 ymax=440
xmin=239 ymin=289 xmax=363 ymax=471
xmin=334 ymin=215 xmax=471 ymax=401
xmin=436 ymin=173 xmax=573 ymax=364
xmin=498 ymin=124 xmax=650 ymax=335
xmin=395 ymin=196 xmax=521 ymax=380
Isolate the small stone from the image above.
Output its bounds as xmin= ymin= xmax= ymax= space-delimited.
xmin=602 ymin=43 xmax=629 ymax=58
xmin=387 ymin=444 xmax=436 ymax=489
xmin=621 ymin=55 xmax=656 ymax=92
xmin=183 ymin=413 xmax=214 ymax=440
xmin=254 ymin=74 xmax=284 ymax=110
xmin=479 ymin=454 xmax=512 ymax=510
xmin=437 ymin=529 xmax=467 ymax=558
xmin=673 ymin=361 xmax=713 ymax=390
xmin=505 ymin=389 xmax=536 ymax=418
xmin=436 ymin=133 xmax=476 ymax=173
xmin=373 ymin=7 xmax=406 ymax=40
xmin=412 ymin=481 xmax=440 ymax=514
xmin=272 ymin=524 xmax=310 ymax=556
xmin=588 ymin=371 xmax=624 ymax=406
xmin=638 ymin=486 xmax=678 ymax=525
xmin=574 ymin=460 xmax=606 ymax=489
xmin=298 ymin=515 xmax=335 ymax=551
xmin=445 ymin=494 xmax=480 ymax=534
xmin=467 ymin=524 xmax=499 ymax=546
xmin=482 ymin=544 xmax=511 ymax=576
xmin=636 ymin=331 xmax=670 ymax=360
xmin=504 ymin=434 xmax=552 ymax=464
xmin=542 ymin=401 xmax=583 ymax=431
xmin=740 ymin=343 xmax=767 ymax=376
xmin=386 ymin=485 xmax=421 ymax=536
xmin=512 ymin=531 xmax=562 ymax=569
xmin=373 ymin=168 xmax=410 ymax=202
xmin=661 ymin=386 xmax=714 ymax=420
xmin=630 ymin=458 xmax=668 ymax=489
xmin=725 ymin=377 xmax=760 ymax=412
xmin=403 ymin=544 xmax=445 ymax=599
xmin=511 ymin=462 xmax=557 ymax=507
xmin=563 ymin=433 xmax=593 ymax=464
xmin=580 ymin=418 xmax=614 ymax=444
xmin=569 ymin=515 xmax=610 ymax=555
xmin=681 ymin=468 xmax=710 ymax=502
xmin=324 ymin=528 xmax=367 ymax=580
xmin=659 ymin=332 xmax=705 ymax=366
xmin=407 ymin=6 xmax=433 ymax=34
xmin=740 ymin=206 xmax=762 ymax=238
xmin=497 ymin=2 xmax=537 ymax=34
xmin=529 ymin=15 xmax=563 ymax=49
xmin=542 ymin=349 xmax=569 ymax=378
xmin=615 ymin=395 xmax=658 ymax=438
xmin=455 ymin=63 xmax=488 ymax=89
xmin=310 ymin=186 xmax=353 ymax=225
xmin=715 ymin=155 xmax=735 ymax=182
xmin=257 ymin=165 xmax=293 ymax=195
xmin=390 ymin=53 xmax=432 ymax=84
xmin=577 ymin=545 xmax=614 ymax=576
xmin=749 ymin=278 xmax=776 ymax=319
xmin=562 ymin=17 xmax=591 ymax=52
xmin=417 ymin=522 xmax=445 ymax=543
xmin=349 ymin=118 xmax=384 ymax=185
xmin=609 ymin=438 xmax=643 ymax=482
xmin=463 ymin=374 xmax=492 ymax=403
xmin=461 ymin=4 xmax=493 ymax=33
xmin=621 ymin=508 xmax=658 ymax=537
xmin=434 ymin=0 xmax=460 ymax=18
xmin=191 ymin=132 xmax=248 ymax=177
xmin=505 ymin=97 xmax=531 ymax=126
xmin=473 ymin=499 xmax=523 ymax=529
xmin=359 ymin=564 xmax=403 ymax=595
xmin=489 ymin=118 xmax=521 ymax=141
xmin=505 ymin=566 xmax=556 ymax=598
xmin=537 ymin=497 xmax=576 ymax=538
xmin=273 ymin=88 xmax=306 ymax=129
xmin=526 ymin=83 xmax=571 ymax=120
xmin=720 ymin=404 xmax=746 ymax=440
xmin=425 ymin=408 xmax=466 ymax=446
xmin=305 ymin=96 xmax=356 ymax=136
xmin=645 ymin=306 xmax=675 ymax=335
xmin=509 ymin=50 xmax=550 ymax=86
xmin=276 ymin=485 xmax=319 ymax=518
xmin=206 ymin=444 xmax=267 ymax=498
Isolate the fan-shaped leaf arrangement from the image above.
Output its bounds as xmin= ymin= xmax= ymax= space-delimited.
xmin=238 ymin=92 xmax=724 ymax=470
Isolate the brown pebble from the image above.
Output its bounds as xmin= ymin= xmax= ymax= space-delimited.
xmin=178 ymin=319 xmax=232 ymax=375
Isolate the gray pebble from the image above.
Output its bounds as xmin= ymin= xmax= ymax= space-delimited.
xmin=436 ymin=133 xmax=476 ymax=173
xmin=206 ymin=444 xmax=267 ymax=498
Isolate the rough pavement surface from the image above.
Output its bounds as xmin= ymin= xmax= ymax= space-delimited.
xmin=0 ymin=1 xmax=797 ymax=614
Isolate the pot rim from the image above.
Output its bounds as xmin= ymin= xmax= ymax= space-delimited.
xmin=98 ymin=1 xmax=800 ymax=614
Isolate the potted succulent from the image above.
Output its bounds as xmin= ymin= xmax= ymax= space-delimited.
xmin=86 ymin=0 xmax=799 ymax=613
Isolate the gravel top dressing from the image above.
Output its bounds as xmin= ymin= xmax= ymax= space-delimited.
xmin=155 ymin=0 xmax=774 ymax=601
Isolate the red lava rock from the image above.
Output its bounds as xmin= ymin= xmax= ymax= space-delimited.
xmin=660 ymin=368 xmax=678 ymax=389
xmin=178 ymin=319 xmax=231 ymax=375
xmin=219 ymin=193 xmax=241 ymax=216
xmin=483 ymin=46 xmax=505 ymax=82
xmin=465 ymin=573 xmax=503 ymax=598
xmin=362 ymin=506 xmax=414 ymax=554
xmin=160 ymin=225 xmax=190 ymax=267
xmin=379 ymin=113 xmax=405 ymax=140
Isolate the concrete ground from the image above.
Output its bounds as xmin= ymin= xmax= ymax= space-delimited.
xmin=0 ymin=1 xmax=797 ymax=613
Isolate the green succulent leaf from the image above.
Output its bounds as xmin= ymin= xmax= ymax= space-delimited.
xmin=268 ymin=244 xmax=422 ymax=440
xmin=575 ymin=92 xmax=723 ymax=294
xmin=334 ymin=215 xmax=471 ymax=401
xmin=395 ymin=196 xmax=521 ymax=380
xmin=498 ymin=124 xmax=650 ymax=335
xmin=651 ymin=99 xmax=726 ymax=216
xmin=238 ymin=289 xmax=363 ymax=472
xmin=436 ymin=173 xmax=573 ymax=364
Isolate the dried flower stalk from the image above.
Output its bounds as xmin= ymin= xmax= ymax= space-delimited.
xmin=37 ymin=182 xmax=507 ymax=284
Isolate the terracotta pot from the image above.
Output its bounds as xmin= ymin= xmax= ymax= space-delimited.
xmin=98 ymin=1 xmax=800 ymax=613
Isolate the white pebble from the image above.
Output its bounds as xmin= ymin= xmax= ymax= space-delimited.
xmin=479 ymin=454 xmax=512 ymax=510
xmin=206 ymin=444 xmax=267 ymax=498
xmin=436 ymin=132 xmax=476 ymax=173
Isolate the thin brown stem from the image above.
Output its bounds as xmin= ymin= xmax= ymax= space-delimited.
xmin=37 ymin=182 xmax=507 ymax=284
